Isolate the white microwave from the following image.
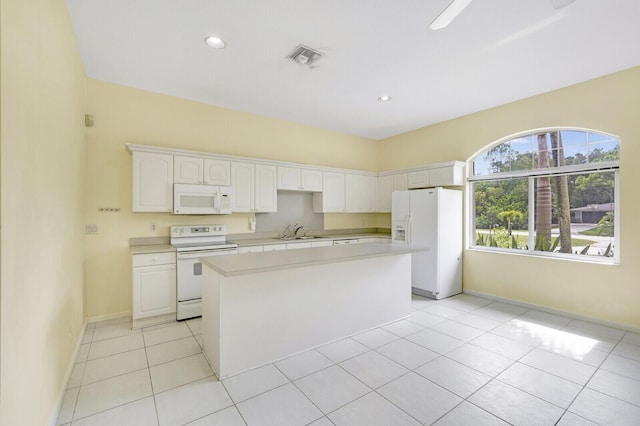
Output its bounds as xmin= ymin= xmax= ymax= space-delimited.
xmin=173 ymin=184 xmax=232 ymax=215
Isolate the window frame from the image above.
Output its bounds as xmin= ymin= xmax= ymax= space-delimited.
xmin=468 ymin=128 xmax=620 ymax=265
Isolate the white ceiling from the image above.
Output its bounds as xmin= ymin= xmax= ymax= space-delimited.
xmin=66 ymin=0 xmax=640 ymax=140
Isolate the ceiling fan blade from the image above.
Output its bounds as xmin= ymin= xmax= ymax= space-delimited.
xmin=550 ymin=0 xmax=576 ymax=10
xmin=429 ymin=0 xmax=474 ymax=30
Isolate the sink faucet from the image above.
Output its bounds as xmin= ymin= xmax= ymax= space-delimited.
xmin=293 ymin=224 xmax=306 ymax=237
xmin=281 ymin=224 xmax=294 ymax=239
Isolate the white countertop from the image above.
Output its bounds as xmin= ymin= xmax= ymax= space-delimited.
xmin=130 ymin=244 xmax=175 ymax=255
xmin=201 ymin=243 xmax=425 ymax=277
xmin=229 ymin=232 xmax=390 ymax=247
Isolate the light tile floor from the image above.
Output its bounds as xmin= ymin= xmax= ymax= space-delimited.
xmin=57 ymin=294 xmax=640 ymax=425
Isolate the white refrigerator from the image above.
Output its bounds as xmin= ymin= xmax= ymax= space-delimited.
xmin=392 ymin=188 xmax=462 ymax=299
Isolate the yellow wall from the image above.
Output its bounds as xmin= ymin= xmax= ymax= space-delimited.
xmin=84 ymin=80 xmax=377 ymax=319
xmin=379 ymin=67 xmax=640 ymax=329
xmin=0 ymin=0 xmax=86 ymax=424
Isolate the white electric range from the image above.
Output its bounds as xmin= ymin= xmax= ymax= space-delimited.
xmin=170 ymin=224 xmax=238 ymax=320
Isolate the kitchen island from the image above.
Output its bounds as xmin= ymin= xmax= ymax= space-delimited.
xmin=200 ymin=243 xmax=423 ymax=378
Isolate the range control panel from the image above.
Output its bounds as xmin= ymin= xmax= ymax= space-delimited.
xmin=170 ymin=224 xmax=227 ymax=237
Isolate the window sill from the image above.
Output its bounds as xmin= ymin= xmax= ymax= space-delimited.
xmin=467 ymin=246 xmax=619 ymax=266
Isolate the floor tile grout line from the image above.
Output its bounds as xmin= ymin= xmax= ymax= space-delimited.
xmin=271 ymin=362 xmax=331 ymax=421
xmin=371 ymin=380 xmax=445 ymax=426
xmin=67 ymin=327 xmax=95 ymax=423
xmin=217 ymin=376 xmax=250 ymax=425
xmin=70 ymin=394 xmax=153 ymax=424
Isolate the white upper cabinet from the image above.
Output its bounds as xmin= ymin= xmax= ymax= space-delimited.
xmin=174 ymin=155 xmax=203 ymax=184
xmin=313 ymin=172 xmax=345 ymax=213
xmin=300 ymin=169 xmax=323 ymax=191
xmin=376 ymin=173 xmax=408 ymax=212
xmin=277 ymin=166 xmax=322 ymax=191
xmin=132 ymin=152 xmax=174 ymax=212
xmin=232 ymin=162 xmax=277 ymax=212
xmin=314 ymin=172 xmax=375 ymax=213
xmin=255 ymin=164 xmax=277 ymax=212
xmin=174 ymin=156 xmax=230 ymax=186
xmin=345 ymin=174 xmax=376 ymax=212
xmin=204 ymin=159 xmax=231 ymax=186
xmin=128 ymin=144 xmax=464 ymax=215
xmin=393 ymin=173 xmax=408 ymax=191
xmin=231 ymin=162 xmax=254 ymax=212
xmin=407 ymin=163 xmax=464 ymax=189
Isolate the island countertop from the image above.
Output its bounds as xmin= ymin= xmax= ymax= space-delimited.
xmin=201 ymin=243 xmax=426 ymax=277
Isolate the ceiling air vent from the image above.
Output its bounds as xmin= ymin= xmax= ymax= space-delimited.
xmin=286 ymin=44 xmax=323 ymax=66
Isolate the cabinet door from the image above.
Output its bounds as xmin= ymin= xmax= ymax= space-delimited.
xmin=174 ymin=156 xmax=204 ymax=184
xmin=255 ymin=164 xmax=277 ymax=212
xmin=377 ymin=175 xmax=394 ymax=213
xmin=231 ymin=162 xmax=254 ymax=212
xmin=277 ymin=166 xmax=301 ymax=190
xmin=132 ymin=264 xmax=176 ymax=319
xmin=238 ymin=246 xmax=263 ymax=253
xmin=346 ymin=174 xmax=373 ymax=212
xmin=300 ymin=169 xmax=323 ymax=191
xmin=393 ymin=173 xmax=408 ymax=191
xmin=429 ymin=165 xmax=464 ymax=187
xmin=358 ymin=238 xmax=379 ymax=244
xmin=204 ymin=159 xmax=231 ymax=186
xmin=311 ymin=240 xmax=333 ymax=248
xmin=362 ymin=175 xmax=376 ymax=212
xmin=263 ymin=244 xmax=287 ymax=251
xmin=321 ymin=172 xmax=346 ymax=212
xmin=132 ymin=152 xmax=174 ymax=212
xmin=407 ymin=170 xmax=430 ymax=189
xmin=286 ymin=242 xmax=313 ymax=249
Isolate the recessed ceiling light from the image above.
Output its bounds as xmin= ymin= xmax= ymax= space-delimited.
xmin=378 ymin=96 xmax=392 ymax=102
xmin=205 ymin=36 xmax=226 ymax=49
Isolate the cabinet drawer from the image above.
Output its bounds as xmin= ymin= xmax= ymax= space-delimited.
xmin=238 ymin=246 xmax=264 ymax=253
xmin=132 ymin=252 xmax=176 ymax=267
xmin=263 ymin=244 xmax=287 ymax=251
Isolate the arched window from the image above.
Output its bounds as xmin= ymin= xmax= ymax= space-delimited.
xmin=468 ymin=128 xmax=620 ymax=263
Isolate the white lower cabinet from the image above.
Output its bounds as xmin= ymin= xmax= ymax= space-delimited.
xmin=263 ymin=244 xmax=287 ymax=251
xmin=286 ymin=242 xmax=313 ymax=249
xmin=132 ymin=252 xmax=176 ymax=328
xmin=238 ymin=246 xmax=264 ymax=253
xmin=311 ymin=240 xmax=333 ymax=247
xmin=333 ymin=238 xmax=360 ymax=245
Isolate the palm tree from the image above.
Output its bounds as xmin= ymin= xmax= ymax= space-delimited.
xmin=497 ymin=210 xmax=524 ymax=236
xmin=551 ymin=131 xmax=572 ymax=253
xmin=536 ymin=133 xmax=552 ymax=249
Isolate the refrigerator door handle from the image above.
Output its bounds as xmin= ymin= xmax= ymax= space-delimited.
xmin=407 ymin=214 xmax=412 ymax=246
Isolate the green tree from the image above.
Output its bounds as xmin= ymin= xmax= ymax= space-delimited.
xmin=497 ymin=210 xmax=524 ymax=236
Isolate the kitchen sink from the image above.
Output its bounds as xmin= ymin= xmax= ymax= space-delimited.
xmin=278 ymin=236 xmax=317 ymax=240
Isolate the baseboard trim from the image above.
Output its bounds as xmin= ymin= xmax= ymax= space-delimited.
xmin=86 ymin=310 xmax=131 ymax=324
xmin=463 ymin=289 xmax=640 ymax=334
xmin=48 ymin=321 xmax=87 ymax=426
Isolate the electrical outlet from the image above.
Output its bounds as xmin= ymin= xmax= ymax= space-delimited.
xmin=85 ymin=224 xmax=98 ymax=234
xmin=150 ymin=223 xmax=157 ymax=232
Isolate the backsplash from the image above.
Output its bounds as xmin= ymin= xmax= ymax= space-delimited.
xmin=256 ymin=191 xmax=323 ymax=234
